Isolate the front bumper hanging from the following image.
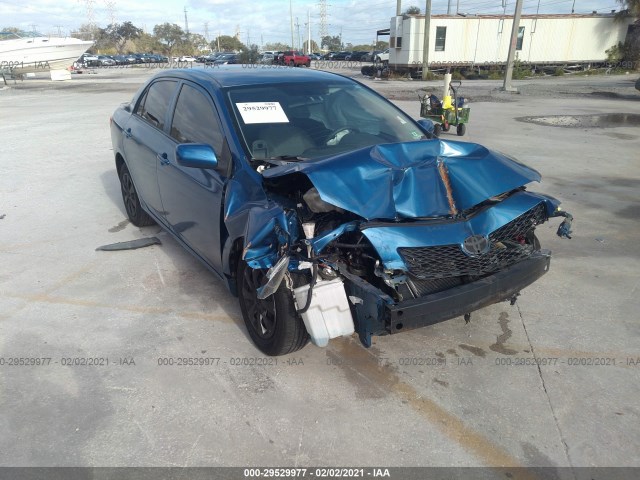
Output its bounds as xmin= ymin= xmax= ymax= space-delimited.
xmin=386 ymin=250 xmax=551 ymax=333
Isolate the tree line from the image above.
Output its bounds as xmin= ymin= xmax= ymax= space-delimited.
xmin=60 ymin=21 xmax=388 ymax=57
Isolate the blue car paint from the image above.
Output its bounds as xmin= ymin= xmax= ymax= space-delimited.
xmin=309 ymin=222 xmax=360 ymax=255
xmin=110 ymin=66 xmax=569 ymax=349
xmin=261 ymin=139 xmax=541 ymax=221
xmin=360 ymin=191 xmax=557 ymax=270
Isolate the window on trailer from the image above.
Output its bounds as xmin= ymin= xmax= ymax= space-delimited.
xmin=516 ymin=26 xmax=525 ymax=50
xmin=435 ymin=26 xmax=446 ymax=52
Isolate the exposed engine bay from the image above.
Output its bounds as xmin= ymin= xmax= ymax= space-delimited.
xmin=233 ymin=139 xmax=573 ymax=348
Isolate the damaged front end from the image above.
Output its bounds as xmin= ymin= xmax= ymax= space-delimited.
xmin=232 ymin=139 xmax=573 ymax=349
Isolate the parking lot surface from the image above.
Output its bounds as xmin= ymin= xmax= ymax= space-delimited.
xmin=1 ymin=67 xmax=639 ymax=473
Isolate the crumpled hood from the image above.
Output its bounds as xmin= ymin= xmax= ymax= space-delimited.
xmin=262 ymin=139 xmax=541 ymax=220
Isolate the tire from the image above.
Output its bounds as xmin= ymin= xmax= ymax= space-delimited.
xmin=237 ymin=260 xmax=309 ymax=356
xmin=118 ymin=163 xmax=155 ymax=227
xmin=457 ymin=123 xmax=466 ymax=136
xmin=433 ymin=124 xmax=442 ymax=137
xmin=289 ymin=60 xmax=295 ymax=67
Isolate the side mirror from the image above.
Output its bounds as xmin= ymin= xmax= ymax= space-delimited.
xmin=416 ymin=118 xmax=435 ymax=138
xmin=175 ymin=144 xmax=218 ymax=169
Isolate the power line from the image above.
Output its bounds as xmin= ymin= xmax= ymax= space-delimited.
xmin=318 ymin=0 xmax=329 ymax=39
xmin=104 ymin=0 xmax=116 ymax=26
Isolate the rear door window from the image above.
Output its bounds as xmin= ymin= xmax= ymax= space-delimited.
xmin=136 ymin=80 xmax=177 ymax=130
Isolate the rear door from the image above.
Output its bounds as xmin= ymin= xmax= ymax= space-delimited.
xmin=157 ymin=81 xmax=232 ymax=272
xmin=122 ymin=79 xmax=178 ymax=217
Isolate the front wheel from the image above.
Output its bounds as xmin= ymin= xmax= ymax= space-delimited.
xmin=457 ymin=123 xmax=466 ymax=136
xmin=237 ymin=260 xmax=309 ymax=356
xmin=118 ymin=163 xmax=155 ymax=227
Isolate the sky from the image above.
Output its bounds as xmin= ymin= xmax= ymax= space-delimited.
xmin=0 ymin=0 xmax=625 ymax=47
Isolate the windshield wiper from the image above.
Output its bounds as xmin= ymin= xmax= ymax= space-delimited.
xmin=270 ymin=155 xmax=308 ymax=162
xmin=251 ymin=155 xmax=308 ymax=166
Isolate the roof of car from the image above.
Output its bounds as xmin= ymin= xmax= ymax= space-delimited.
xmin=153 ymin=65 xmax=352 ymax=89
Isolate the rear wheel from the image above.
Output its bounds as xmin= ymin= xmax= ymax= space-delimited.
xmin=237 ymin=260 xmax=308 ymax=356
xmin=118 ymin=163 xmax=155 ymax=227
xmin=457 ymin=123 xmax=466 ymax=136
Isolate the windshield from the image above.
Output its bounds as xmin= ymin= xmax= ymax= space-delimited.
xmin=226 ymin=81 xmax=425 ymax=161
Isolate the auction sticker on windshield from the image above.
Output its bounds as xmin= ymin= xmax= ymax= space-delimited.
xmin=236 ymin=102 xmax=289 ymax=124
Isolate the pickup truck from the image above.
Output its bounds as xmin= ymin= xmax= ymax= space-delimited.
xmin=277 ymin=51 xmax=311 ymax=67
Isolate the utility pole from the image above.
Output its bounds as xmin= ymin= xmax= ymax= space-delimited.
xmin=502 ymin=0 xmax=524 ymax=91
xmin=307 ymin=10 xmax=312 ymax=54
xmin=204 ymin=21 xmax=209 ymax=41
xmin=396 ymin=0 xmax=401 ymax=15
xmin=184 ymin=6 xmax=189 ymax=36
xmin=290 ymin=0 xmax=295 ymax=49
xmin=447 ymin=0 xmax=452 ymax=15
xmin=421 ymin=0 xmax=431 ymax=80
xmin=571 ymin=0 xmax=576 ymax=13
xmin=54 ymin=25 xmax=64 ymax=36
xmin=296 ymin=17 xmax=301 ymax=50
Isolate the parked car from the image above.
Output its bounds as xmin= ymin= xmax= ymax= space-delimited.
xmin=331 ymin=51 xmax=352 ymax=61
xmin=348 ymin=51 xmax=369 ymax=62
xmin=213 ymin=53 xmax=239 ymax=65
xmin=204 ymin=52 xmax=228 ymax=65
xmin=374 ymin=49 xmax=389 ymax=64
xmin=147 ymin=54 xmax=168 ymax=63
xmin=96 ymin=55 xmax=116 ymax=66
xmin=79 ymin=53 xmax=99 ymax=66
xmin=121 ymin=54 xmax=138 ymax=64
xmin=110 ymin=66 xmax=572 ymax=356
xmin=259 ymin=53 xmax=275 ymax=65
xmin=277 ymin=51 xmax=311 ymax=67
xmin=111 ymin=54 xmax=128 ymax=65
xmin=367 ymin=50 xmax=381 ymax=62
xmin=178 ymin=56 xmax=196 ymax=62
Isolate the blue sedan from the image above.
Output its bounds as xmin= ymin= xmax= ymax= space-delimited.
xmin=110 ymin=66 xmax=572 ymax=355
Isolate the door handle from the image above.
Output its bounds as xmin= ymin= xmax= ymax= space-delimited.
xmin=157 ymin=152 xmax=169 ymax=165
xmin=124 ymin=128 xmax=133 ymax=138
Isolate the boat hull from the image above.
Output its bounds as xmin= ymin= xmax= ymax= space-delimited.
xmin=0 ymin=36 xmax=93 ymax=74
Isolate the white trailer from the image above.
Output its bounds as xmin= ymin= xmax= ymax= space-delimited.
xmin=388 ymin=13 xmax=635 ymax=71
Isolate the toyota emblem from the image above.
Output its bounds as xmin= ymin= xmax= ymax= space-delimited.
xmin=462 ymin=234 xmax=490 ymax=256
